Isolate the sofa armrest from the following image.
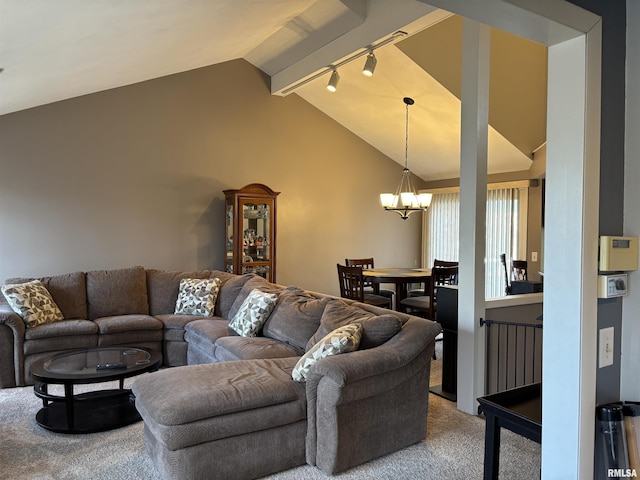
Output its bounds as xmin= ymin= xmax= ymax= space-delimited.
xmin=304 ymin=317 xmax=441 ymax=473
xmin=0 ymin=306 xmax=25 ymax=388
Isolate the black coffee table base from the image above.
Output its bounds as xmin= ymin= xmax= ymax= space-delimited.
xmin=34 ymin=383 xmax=141 ymax=434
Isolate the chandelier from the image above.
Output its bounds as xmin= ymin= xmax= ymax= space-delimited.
xmin=379 ymin=97 xmax=432 ymax=220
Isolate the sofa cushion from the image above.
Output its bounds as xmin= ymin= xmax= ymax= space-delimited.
xmin=174 ymin=277 xmax=222 ymax=316
xmin=5 ymin=271 xmax=87 ymax=319
xmin=212 ymin=272 xmax=253 ymax=318
xmin=307 ymin=300 xmax=402 ymax=351
xmin=155 ymin=313 xmax=206 ymax=341
xmin=229 ymin=289 xmax=278 ymax=337
xmin=292 ymin=323 xmax=363 ymax=382
xmin=184 ymin=318 xmax=236 ymax=353
xmin=93 ymin=314 xmax=163 ymax=334
xmin=94 ymin=314 xmax=163 ymax=347
xmin=214 ymin=336 xmax=301 ymax=361
xmin=1 ymin=280 xmax=64 ymax=328
xmin=262 ymin=287 xmax=329 ymax=354
xmin=132 ymin=358 xmax=301 ymax=428
xmin=146 ymin=269 xmax=213 ymax=315
xmin=227 ymin=275 xmax=284 ymax=320
xmin=86 ymin=266 xmax=148 ymax=320
xmin=24 ymin=319 xmax=98 ymax=340
xmin=22 ymin=319 xmax=98 ymax=355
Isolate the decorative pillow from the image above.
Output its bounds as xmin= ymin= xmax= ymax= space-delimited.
xmin=174 ymin=277 xmax=223 ymax=316
xmin=146 ymin=269 xmax=212 ymax=315
xmin=229 ymin=288 xmax=278 ymax=337
xmin=307 ymin=300 xmax=402 ymax=350
xmin=1 ymin=280 xmax=64 ymax=328
xmin=292 ymin=323 xmax=363 ymax=382
xmin=227 ymin=275 xmax=284 ymax=320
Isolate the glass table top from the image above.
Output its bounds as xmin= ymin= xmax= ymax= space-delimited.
xmin=39 ymin=347 xmax=152 ymax=378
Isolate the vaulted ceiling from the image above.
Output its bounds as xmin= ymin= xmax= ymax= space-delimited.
xmin=0 ymin=0 xmax=547 ymax=181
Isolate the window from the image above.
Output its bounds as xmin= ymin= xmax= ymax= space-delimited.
xmin=423 ymin=186 xmax=528 ymax=298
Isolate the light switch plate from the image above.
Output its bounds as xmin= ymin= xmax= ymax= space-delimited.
xmin=599 ymin=327 xmax=614 ymax=368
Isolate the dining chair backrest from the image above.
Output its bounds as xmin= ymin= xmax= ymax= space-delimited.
xmin=433 ymin=265 xmax=459 ymax=289
xmin=433 ymin=259 xmax=458 ymax=268
xmin=345 ymin=258 xmax=377 ymax=289
xmin=511 ymin=259 xmax=528 ymax=281
xmin=500 ymin=253 xmax=512 ymax=295
xmin=345 ymin=258 xmax=375 ymax=269
xmin=337 ymin=263 xmax=366 ymax=302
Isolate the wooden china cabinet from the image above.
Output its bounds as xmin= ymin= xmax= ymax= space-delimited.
xmin=224 ymin=184 xmax=279 ymax=283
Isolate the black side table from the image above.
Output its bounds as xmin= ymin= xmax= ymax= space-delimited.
xmin=477 ymin=383 xmax=542 ymax=480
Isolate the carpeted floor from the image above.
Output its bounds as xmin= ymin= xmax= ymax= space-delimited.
xmin=0 ymin=345 xmax=541 ymax=479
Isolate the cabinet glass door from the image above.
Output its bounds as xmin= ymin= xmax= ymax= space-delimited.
xmin=225 ymin=197 xmax=234 ymax=273
xmin=241 ymin=200 xmax=271 ymax=278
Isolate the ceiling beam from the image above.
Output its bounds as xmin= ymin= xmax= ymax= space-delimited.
xmin=270 ymin=0 xmax=448 ymax=96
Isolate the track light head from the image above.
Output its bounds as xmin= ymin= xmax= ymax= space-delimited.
xmin=326 ymin=69 xmax=340 ymax=92
xmin=362 ymin=52 xmax=377 ymax=77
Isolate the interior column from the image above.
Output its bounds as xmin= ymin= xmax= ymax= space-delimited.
xmin=456 ymin=18 xmax=489 ymax=415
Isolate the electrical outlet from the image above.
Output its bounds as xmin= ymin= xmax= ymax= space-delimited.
xmin=599 ymin=327 xmax=614 ymax=368
xmin=531 ymin=251 xmax=538 ymax=262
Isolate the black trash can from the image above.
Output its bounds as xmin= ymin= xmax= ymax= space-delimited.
xmin=595 ymin=404 xmax=630 ymax=479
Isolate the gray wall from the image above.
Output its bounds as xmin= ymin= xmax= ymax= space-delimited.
xmin=0 ymin=59 xmax=423 ymax=295
xmin=621 ymin=1 xmax=640 ymax=401
xmin=568 ymin=0 xmax=627 ymax=405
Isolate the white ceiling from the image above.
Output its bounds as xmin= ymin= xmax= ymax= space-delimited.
xmin=0 ymin=0 xmax=537 ymax=181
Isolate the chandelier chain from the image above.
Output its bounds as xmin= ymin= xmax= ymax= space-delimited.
xmin=405 ymin=102 xmax=409 ymax=169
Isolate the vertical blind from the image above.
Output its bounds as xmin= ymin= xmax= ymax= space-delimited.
xmin=424 ymin=188 xmax=524 ymax=298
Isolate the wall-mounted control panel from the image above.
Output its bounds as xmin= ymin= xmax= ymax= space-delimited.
xmin=597 ymin=273 xmax=628 ymax=299
xmin=599 ymin=236 xmax=639 ymax=272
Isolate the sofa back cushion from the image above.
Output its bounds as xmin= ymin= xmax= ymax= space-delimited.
xmin=262 ymin=287 xmax=329 ymax=354
xmin=86 ymin=266 xmax=148 ymax=320
xmin=307 ymin=299 xmax=402 ymax=351
xmin=146 ymin=269 xmax=214 ymax=315
xmin=5 ymin=271 xmax=87 ymax=319
xmin=210 ymin=271 xmax=253 ymax=318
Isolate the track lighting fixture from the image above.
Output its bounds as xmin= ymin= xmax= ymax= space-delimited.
xmin=280 ymin=31 xmax=407 ymax=95
xmin=326 ymin=69 xmax=340 ymax=92
xmin=362 ymin=52 xmax=377 ymax=77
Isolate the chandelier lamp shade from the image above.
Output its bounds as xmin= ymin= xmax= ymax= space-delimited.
xmin=380 ymin=97 xmax=432 ymax=220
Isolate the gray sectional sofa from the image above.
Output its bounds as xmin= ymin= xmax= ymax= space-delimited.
xmin=0 ymin=266 xmax=441 ymax=479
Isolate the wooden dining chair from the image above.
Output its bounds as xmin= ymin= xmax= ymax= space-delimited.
xmin=400 ymin=265 xmax=459 ymax=320
xmin=345 ymin=257 xmax=395 ymax=301
xmin=337 ymin=264 xmax=391 ymax=309
xmin=408 ymin=259 xmax=458 ymax=298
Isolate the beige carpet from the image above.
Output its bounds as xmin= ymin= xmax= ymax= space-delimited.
xmin=0 ymin=346 xmax=541 ymax=479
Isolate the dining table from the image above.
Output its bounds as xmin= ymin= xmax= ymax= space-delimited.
xmin=363 ymin=267 xmax=431 ymax=312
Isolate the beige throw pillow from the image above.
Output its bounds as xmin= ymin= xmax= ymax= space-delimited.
xmin=1 ymin=279 xmax=64 ymax=328
xmin=292 ymin=323 xmax=363 ymax=382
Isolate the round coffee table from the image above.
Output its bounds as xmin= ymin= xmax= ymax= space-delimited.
xmin=30 ymin=347 xmax=162 ymax=433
